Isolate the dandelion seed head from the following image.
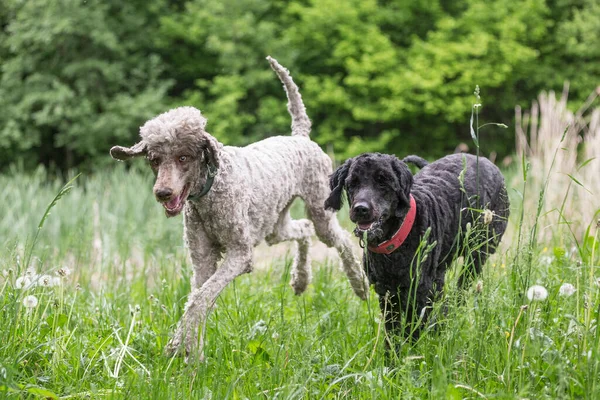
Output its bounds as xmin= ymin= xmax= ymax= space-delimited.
xmin=559 ymin=283 xmax=576 ymax=297
xmin=527 ymin=285 xmax=548 ymax=301
xmin=475 ymin=280 xmax=483 ymax=293
xmin=482 ymin=209 xmax=494 ymax=225
xmin=22 ymin=295 xmax=38 ymax=308
xmin=57 ymin=267 xmax=71 ymax=277
xmin=39 ymin=274 xmax=54 ymax=287
xmin=539 ymin=255 xmax=554 ymax=266
xmin=15 ymin=276 xmax=33 ymax=290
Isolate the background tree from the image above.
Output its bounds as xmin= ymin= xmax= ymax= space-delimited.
xmin=0 ymin=0 xmax=598 ymax=171
xmin=0 ymin=0 xmax=172 ymax=170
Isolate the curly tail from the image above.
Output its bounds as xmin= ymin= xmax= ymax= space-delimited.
xmin=267 ymin=56 xmax=311 ymax=137
xmin=402 ymin=155 xmax=429 ymax=169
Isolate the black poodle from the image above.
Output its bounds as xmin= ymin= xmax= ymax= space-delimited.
xmin=325 ymin=153 xmax=509 ymax=341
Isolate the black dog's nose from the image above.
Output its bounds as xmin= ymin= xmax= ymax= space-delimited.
xmin=155 ymin=188 xmax=173 ymax=201
xmin=353 ymin=202 xmax=371 ymax=218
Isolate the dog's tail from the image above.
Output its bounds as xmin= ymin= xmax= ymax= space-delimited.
xmin=267 ymin=56 xmax=311 ymax=137
xmin=402 ymin=155 xmax=429 ymax=169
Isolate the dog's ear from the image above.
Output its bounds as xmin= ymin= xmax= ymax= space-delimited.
xmin=201 ymin=135 xmax=221 ymax=168
xmin=390 ymin=157 xmax=413 ymax=213
xmin=110 ymin=141 xmax=147 ymax=160
xmin=324 ymin=158 xmax=353 ymax=211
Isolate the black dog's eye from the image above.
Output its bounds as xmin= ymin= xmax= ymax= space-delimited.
xmin=375 ymin=174 xmax=387 ymax=184
xmin=149 ymin=157 xmax=160 ymax=168
xmin=178 ymin=155 xmax=188 ymax=163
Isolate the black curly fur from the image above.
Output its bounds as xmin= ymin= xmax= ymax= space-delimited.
xmin=325 ymin=153 xmax=509 ymax=343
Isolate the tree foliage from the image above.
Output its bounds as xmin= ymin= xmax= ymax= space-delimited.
xmin=0 ymin=0 xmax=171 ymax=170
xmin=0 ymin=0 xmax=598 ymax=170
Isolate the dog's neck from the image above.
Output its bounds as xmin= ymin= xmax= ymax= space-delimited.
xmin=382 ymin=201 xmax=414 ymax=240
xmin=380 ymin=216 xmax=403 ymax=241
xmin=367 ymin=196 xmax=417 ymax=254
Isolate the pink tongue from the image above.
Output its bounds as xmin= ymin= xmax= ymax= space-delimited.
xmin=166 ymin=195 xmax=181 ymax=209
xmin=358 ymin=222 xmax=373 ymax=230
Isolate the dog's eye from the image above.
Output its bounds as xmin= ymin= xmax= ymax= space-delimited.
xmin=178 ymin=155 xmax=188 ymax=163
xmin=149 ymin=158 xmax=160 ymax=167
xmin=376 ymin=174 xmax=387 ymax=184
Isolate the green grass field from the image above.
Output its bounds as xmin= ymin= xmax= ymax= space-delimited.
xmin=1 ymin=163 xmax=599 ymax=399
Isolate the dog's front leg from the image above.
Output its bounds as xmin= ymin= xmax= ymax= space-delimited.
xmin=184 ymin=207 xmax=221 ymax=289
xmin=165 ymin=245 xmax=253 ymax=361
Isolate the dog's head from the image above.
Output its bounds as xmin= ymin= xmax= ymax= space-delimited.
xmin=110 ymin=107 xmax=221 ymax=217
xmin=325 ymin=153 xmax=413 ymax=242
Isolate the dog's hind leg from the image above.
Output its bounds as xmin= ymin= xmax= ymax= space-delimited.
xmin=266 ymin=204 xmax=315 ymax=295
xmin=305 ymin=198 xmax=369 ymax=300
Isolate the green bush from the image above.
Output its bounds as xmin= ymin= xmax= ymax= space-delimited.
xmin=1 ymin=0 xmax=598 ymax=170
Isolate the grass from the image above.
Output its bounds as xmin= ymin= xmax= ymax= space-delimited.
xmin=0 ymin=164 xmax=598 ymax=399
xmin=1 ymin=87 xmax=600 ymax=398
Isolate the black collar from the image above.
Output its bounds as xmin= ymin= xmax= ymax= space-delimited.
xmin=187 ymin=161 xmax=218 ymax=201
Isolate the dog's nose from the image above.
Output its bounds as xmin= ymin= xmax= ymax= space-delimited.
xmin=155 ymin=188 xmax=173 ymax=201
xmin=353 ymin=202 xmax=371 ymax=218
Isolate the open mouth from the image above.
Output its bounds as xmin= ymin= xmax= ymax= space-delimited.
xmin=354 ymin=217 xmax=384 ymax=234
xmin=357 ymin=221 xmax=375 ymax=231
xmin=161 ymin=184 xmax=190 ymax=216
xmin=352 ymin=212 xmax=387 ymax=238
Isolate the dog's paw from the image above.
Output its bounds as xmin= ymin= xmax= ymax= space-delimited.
xmin=164 ymin=335 xmax=187 ymax=358
xmin=353 ymin=277 xmax=370 ymax=300
xmin=165 ymin=329 xmax=205 ymax=363
xmin=290 ymin=278 xmax=309 ymax=295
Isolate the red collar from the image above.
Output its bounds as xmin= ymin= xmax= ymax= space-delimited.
xmin=368 ymin=195 xmax=417 ymax=255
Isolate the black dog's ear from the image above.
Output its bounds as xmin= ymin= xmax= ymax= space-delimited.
xmin=324 ymin=158 xmax=353 ymax=210
xmin=390 ymin=156 xmax=413 ymax=213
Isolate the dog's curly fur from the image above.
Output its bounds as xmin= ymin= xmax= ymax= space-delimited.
xmin=325 ymin=153 xmax=509 ymax=341
xmin=110 ymin=57 xmax=368 ymax=359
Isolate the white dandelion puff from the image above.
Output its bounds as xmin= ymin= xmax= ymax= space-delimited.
xmin=539 ymin=256 xmax=554 ymax=266
xmin=482 ymin=209 xmax=494 ymax=225
xmin=527 ymin=285 xmax=548 ymax=301
xmin=475 ymin=280 xmax=484 ymax=293
xmin=57 ymin=267 xmax=71 ymax=277
xmin=39 ymin=275 xmax=54 ymax=287
xmin=559 ymin=283 xmax=576 ymax=297
xmin=22 ymin=295 xmax=38 ymax=308
xmin=15 ymin=276 xmax=33 ymax=290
